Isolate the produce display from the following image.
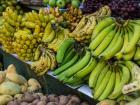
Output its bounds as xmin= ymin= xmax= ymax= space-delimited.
xmin=1 ymin=0 xmax=140 ymax=105
xmin=7 ymin=92 xmax=89 ymax=105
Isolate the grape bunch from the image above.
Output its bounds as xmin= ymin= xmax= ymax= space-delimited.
xmin=83 ymin=0 xmax=111 ymax=14
xmin=109 ymin=0 xmax=140 ymax=19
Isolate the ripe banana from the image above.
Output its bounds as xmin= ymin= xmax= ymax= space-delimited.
xmin=93 ymin=67 xmax=112 ymax=99
xmin=89 ymin=61 xmax=106 ymax=88
xmin=95 ymin=64 xmax=110 ymax=91
xmin=43 ymin=30 xmax=56 ymax=43
xmin=53 ymin=53 xmax=79 ymax=75
xmin=56 ymin=38 xmax=75 ymax=64
xmin=92 ymin=26 xmax=117 ymax=57
xmin=123 ymin=25 xmax=140 ymax=54
xmin=74 ymin=57 xmax=97 ymax=79
xmin=89 ymin=23 xmax=115 ymax=51
xmin=100 ymin=27 xmax=124 ymax=60
xmin=91 ymin=17 xmax=115 ymax=40
xmin=98 ymin=67 xmax=115 ymax=101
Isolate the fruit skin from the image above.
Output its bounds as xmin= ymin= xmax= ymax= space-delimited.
xmin=56 ymin=38 xmax=75 ymax=64
xmin=98 ymin=68 xmax=115 ymax=101
xmin=71 ymin=0 xmax=81 ymax=8
xmin=123 ymin=25 xmax=140 ymax=54
xmin=109 ymin=64 xmax=130 ymax=99
xmin=93 ymin=67 xmax=112 ymax=99
xmin=91 ymin=17 xmax=115 ymax=40
xmin=134 ymin=47 xmax=140 ymax=61
xmin=89 ymin=23 xmax=115 ymax=51
xmin=49 ymin=0 xmax=57 ymax=7
xmin=56 ymin=0 xmax=66 ymax=8
xmin=53 ymin=53 xmax=79 ymax=75
xmin=92 ymin=26 xmax=117 ymax=57
xmin=74 ymin=57 xmax=97 ymax=79
xmin=43 ymin=30 xmax=56 ymax=43
xmin=88 ymin=61 xmax=106 ymax=88
xmin=95 ymin=65 xmax=110 ymax=91
xmin=100 ymin=28 xmax=124 ymax=60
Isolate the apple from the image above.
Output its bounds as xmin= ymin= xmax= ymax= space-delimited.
xmin=49 ymin=0 xmax=57 ymax=7
xmin=65 ymin=0 xmax=71 ymax=3
xmin=43 ymin=0 xmax=49 ymax=6
xmin=57 ymin=0 xmax=66 ymax=8
xmin=71 ymin=0 xmax=80 ymax=8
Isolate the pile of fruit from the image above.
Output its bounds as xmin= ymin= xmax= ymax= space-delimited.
xmin=43 ymin=0 xmax=82 ymax=8
xmin=7 ymin=92 xmax=89 ymax=105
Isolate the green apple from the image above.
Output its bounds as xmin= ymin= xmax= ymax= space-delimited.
xmin=57 ymin=0 xmax=66 ymax=8
xmin=72 ymin=0 xmax=80 ymax=8
xmin=43 ymin=0 xmax=49 ymax=5
xmin=65 ymin=0 xmax=71 ymax=3
xmin=49 ymin=0 xmax=57 ymax=7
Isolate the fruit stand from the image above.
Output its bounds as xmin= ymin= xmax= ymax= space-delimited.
xmin=1 ymin=0 xmax=140 ymax=105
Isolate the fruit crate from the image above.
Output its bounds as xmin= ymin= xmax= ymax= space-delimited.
xmin=0 ymin=48 xmax=97 ymax=105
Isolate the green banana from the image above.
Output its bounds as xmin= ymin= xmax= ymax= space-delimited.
xmin=65 ymin=50 xmax=91 ymax=78
xmin=92 ymin=26 xmax=117 ymax=57
xmin=100 ymin=27 xmax=124 ymax=60
xmin=56 ymin=38 xmax=75 ymax=64
xmin=123 ymin=25 xmax=140 ymax=54
xmin=61 ymin=48 xmax=76 ymax=65
xmin=74 ymin=57 xmax=97 ymax=79
xmin=95 ymin=64 xmax=110 ymax=91
xmin=99 ymin=27 xmax=121 ymax=58
xmin=115 ymin=27 xmax=128 ymax=59
xmin=98 ymin=67 xmax=115 ymax=101
xmin=89 ymin=23 xmax=115 ymax=51
xmin=89 ymin=61 xmax=106 ymax=88
xmin=134 ymin=47 xmax=140 ymax=61
xmin=93 ymin=67 xmax=112 ymax=99
xmin=109 ymin=64 xmax=130 ymax=99
xmin=91 ymin=17 xmax=115 ymax=40
xmin=53 ymin=53 xmax=79 ymax=75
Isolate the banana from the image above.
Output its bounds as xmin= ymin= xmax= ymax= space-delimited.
xmin=43 ymin=30 xmax=56 ymax=43
xmin=73 ymin=57 xmax=97 ymax=79
xmin=42 ymin=22 xmax=53 ymax=42
xmin=99 ymin=27 xmax=121 ymax=58
xmin=34 ymin=45 xmax=42 ymax=61
xmin=123 ymin=25 xmax=140 ymax=54
xmin=109 ymin=64 xmax=130 ymax=99
xmin=89 ymin=61 xmax=106 ymax=88
xmin=53 ymin=53 xmax=79 ymax=75
xmin=122 ymin=27 xmax=136 ymax=60
xmin=115 ymin=27 xmax=128 ymax=59
xmin=91 ymin=17 xmax=115 ymax=40
xmin=98 ymin=67 xmax=115 ymax=101
xmin=92 ymin=26 xmax=117 ymax=57
xmin=64 ymin=50 xmax=91 ymax=78
xmin=62 ymin=48 xmax=76 ymax=65
xmin=93 ymin=67 xmax=112 ymax=99
xmin=134 ymin=47 xmax=140 ymax=61
xmin=46 ymin=49 xmax=57 ymax=70
xmin=95 ymin=64 xmax=110 ymax=91
xmin=89 ymin=23 xmax=115 ymax=51
xmin=56 ymin=38 xmax=75 ymax=64
xmin=100 ymin=27 xmax=124 ymax=60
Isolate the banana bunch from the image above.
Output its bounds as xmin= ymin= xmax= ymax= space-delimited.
xmin=69 ymin=6 xmax=111 ymax=43
xmin=89 ymin=17 xmax=140 ymax=60
xmin=47 ymin=28 xmax=69 ymax=52
xmin=31 ymin=48 xmax=57 ymax=76
xmin=0 ymin=7 xmax=22 ymax=53
xmin=89 ymin=60 xmax=134 ymax=101
xmin=53 ymin=38 xmax=97 ymax=86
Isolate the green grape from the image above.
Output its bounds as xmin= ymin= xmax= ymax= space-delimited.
xmin=23 ymin=45 xmax=28 ymax=49
xmin=32 ymin=39 xmax=37 ymax=44
xmin=29 ymin=45 xmax=34 ymax=49
xmin=20 ymin=49 xmax=26 ymax=54
xmin=27 ymin=49 xmax=32 ymax=53
xmin=27 ymin=53 xmax=32 ymax=58
xmin=21 ymin=34 xmax=27 ymax=40
xmin=22 ymin=53 xmax=26 ymax=57
xmin=28 ymin=35 xmax=34 ymax=40
xmin=20 ymin=41 xmax=24 ymax=45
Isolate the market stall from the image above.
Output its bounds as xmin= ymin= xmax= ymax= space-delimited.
xmin=0 ymin=0 xmax=140 ymax=105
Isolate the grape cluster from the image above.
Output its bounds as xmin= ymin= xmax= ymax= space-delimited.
xmin=109 ymin=0 xmax=140 ymax=19
xmin=83 ymin=0 xmax=111 ymax=13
